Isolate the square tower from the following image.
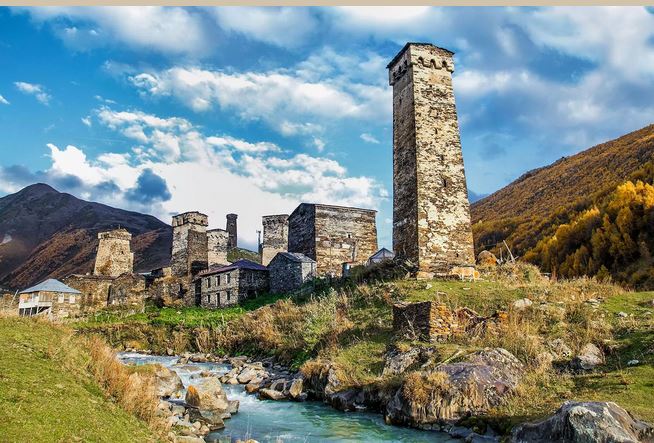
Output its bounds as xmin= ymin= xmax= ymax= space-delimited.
xmin=261 ymin=214 xmax=289 ymax=266
xmin=226 ymin=213 xmax=238 ymax=250
xmin=171 ymin=211 xmax=208 ymax=278
xmin=207 ymin=228 xmax=229 ymax=267
xmin=388 ymin=43 xmax=475 ymax=278
xmin=93 ymin=228 xmax=133 ymax=277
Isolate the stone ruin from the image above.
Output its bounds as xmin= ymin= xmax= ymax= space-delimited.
xmin=261 ymin=214 xmax=289 ymax=266
xmin=93 ymin=228 xmax=133 ymax=277
xmin=388 ymin=43 xmax=476 ymax=279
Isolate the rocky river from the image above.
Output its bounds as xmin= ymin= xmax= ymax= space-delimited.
xmin=118 ymin=352 xmax=455 ymax=442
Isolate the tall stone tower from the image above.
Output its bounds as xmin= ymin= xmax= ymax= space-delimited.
xmin=207 ymin=228 xmax=229 ymax=267
xmin=171 ymin=211 xmax=208 ymax=278
xmin=261 ymin=214 xmax=289 ymax=266
xmin=94 ymin=228 xmax=133 ymax=277
xmin=388 ymin=43 xmax=475 ymax=278
xmin=226 ymin=213 xmax=238 ymax=249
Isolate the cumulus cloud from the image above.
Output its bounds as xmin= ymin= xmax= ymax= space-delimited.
xmin=14 ymin=81 xmax=51 ymax=105
xmin=0 ymin=107 xmax=387 ymax=248
xmin=0 ymin=94 xmax=9 ymax=105
xmin=128 ymin=63 xmax=390 ymax=137
xmin=16 ymin=6 xmax=207 ymax=56
xmin=208 ymin=7 xmax=317 ymax=48
xmin=81 ymin=116 xmax=92 ymax=127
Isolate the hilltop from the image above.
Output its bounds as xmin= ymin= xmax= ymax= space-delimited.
xmin=0 ymin=183 xmax=171 ymax=290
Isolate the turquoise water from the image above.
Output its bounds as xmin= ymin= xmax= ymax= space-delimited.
xmin=118 ymin=353 xmax=453 ymax=443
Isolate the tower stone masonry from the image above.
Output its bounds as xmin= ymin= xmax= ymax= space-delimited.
xmin=171 ymin=211 xmax=208 ymax=278
xmin=261 ymin=214 xmax=289 ymax=266
xmin=388 ymin=43 xmax=475 ymax=278
xmin=207 ymin=228 xmax=229 ymax=267
xmin=93 ymin=228 xmax=133 ymax=277
xmin=226 ymin=213 xmax=238 ymax=250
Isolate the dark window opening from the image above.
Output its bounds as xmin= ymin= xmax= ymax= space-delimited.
xmin=443 ymin=178 xmax=447 ymax=188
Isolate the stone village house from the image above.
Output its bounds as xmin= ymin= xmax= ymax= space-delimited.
xmin=267 ymin=252 xmax=316 ymax=294
xmin=194 ymin=259 xmax=269 ymax=309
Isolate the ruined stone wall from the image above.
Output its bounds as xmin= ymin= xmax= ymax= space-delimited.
xmin=389 ymin=43 xmax=475 ymax=278
xmin=63 ymin=274 xmax=114 ymax=310
xmin=171 ymin=212 xmax=208 ymax=278
xmin=268 ymin=258 xmax=316 ymax=294
xmin=392 ymin=301 xmax=460 ymax=341
xmin=288 ymin=204 xmax=316 ymax=261
xmin=314 ymin=205 xmax=378 ymax=276
xmin=107 ymin=274 xmax=147 ymax=308
xmin=207 ymin=229 xmax=229 ymax=267
xmin=261 ymin=215 xmax=289 ymax=266
xmin=226 ymin=214 xmax=238 ymax=249
xmin=93 ymin=229 xmax=133 ymax=277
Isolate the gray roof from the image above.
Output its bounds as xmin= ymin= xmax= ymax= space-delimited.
xmin=20 ymin=278 xmax=81 ymax=294
xmin=197 ymin=259 xmax=268 ymax=278
xmin=275 ymin=252 xmax=316 ymax=263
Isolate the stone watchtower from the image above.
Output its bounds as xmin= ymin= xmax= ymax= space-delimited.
xmin=171 ymin=212 xmax=208 ymax=278
xmin=261 ymin=214 xmax=289 ymax=266
xmin=226 ymin=213 xmax=238 ymax=250
xmin=388 ymin=43 xmax=475 ymax=278
xmin=93 ymin=228 xmax=133 ymax=277
xmin=207 ymin=228 xmax=229 ymax=267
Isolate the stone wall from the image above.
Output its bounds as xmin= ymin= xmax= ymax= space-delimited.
xmin=268 ymin=256 xmax=316 ymax=294
xmin=107 ymin=273 xmax=147 ymax=308
xmin=207 ymin=229 xmax=229 ymax=267
xmin=226 ymin=214 xmax=238 ymax=249
xmin=261 ymin=215 xmax=289 ymax=266
xmin=197 ymin=268 xmax=269 ymax=309
xmin=93 ymin=229 xmax=133 ymax=277
xmin=63 ymin=274 xmax=114 ymax=310
xmin=388 ymin=43 xmax=475 ymax=278
xmin=171 ymin=212 xmax=208 ymax=278
xmin=288 ymin=204 xmax=316 ymax=262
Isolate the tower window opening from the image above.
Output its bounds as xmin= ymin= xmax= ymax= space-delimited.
xmin=443 ymin=178 xmax=447 ymax=188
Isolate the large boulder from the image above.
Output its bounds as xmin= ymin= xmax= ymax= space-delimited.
xmin=477 ymin=250 xmax=499 ymax=267
xmin=153 ymin=364 xmax=184 ymax=398
xmin=511 ymin=401 xmax=654 ymax=443
xmin=185 ymin=378 xmax=230 ymax=412
xmin=382 ymin=346 xmax=423 ymax=376
xmin=386 ymin=348 xmax=523 ymax=427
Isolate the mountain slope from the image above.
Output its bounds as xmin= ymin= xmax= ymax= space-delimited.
xmin=471 ymin=124 xmax=654 ymax=259
xmin=0 ymin=183 xmax=172 ymax=290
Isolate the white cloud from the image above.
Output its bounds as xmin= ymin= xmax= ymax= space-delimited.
xmin=360 ymin=133 xmax=380 ymax=144
xmin=14 ymin=81 xmax=51 ymax=105
xmin=312 ymin=138 xmax=325 ymax=152
xmin=0 ymin=94 xmax=9 ymax=105
xmin=208 ymin=7 xmax=317 ymax=48
xmin=81 ymin=116 xmax=92 ymax=127
xmin=38 ymin=107 xmax=387 ymax=248
xmin=17 ymin=6 xmax=207 ymax=56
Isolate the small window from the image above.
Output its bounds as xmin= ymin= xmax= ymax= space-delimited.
xmin=443 ymin=178 xmax=447 ymax=188
xmin=207 ymin=277 xmax=211 ymax=288
xmin=207 ymin=294 xmax=211 ymax=304
xmin=58 ymin=295 xmax=64 ymax=303
xmin=69 ymin=295 xmax=76 ymax=304
xmin=227 ymin=274 xmax=231 ymax=284
xmin=226 ymin=290 xmax=231 ymax=301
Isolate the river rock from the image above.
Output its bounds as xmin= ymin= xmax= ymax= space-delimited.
xmin=288 ymin=378 xmax=305 ymax=401
xmin=386 ymin=348 xmax=523 ymax=426
xmin=185 ymin=378 xmax=229 ymax=412
xmin=302 ymin=362 xmax=345 ymax=398
xmin=382 ymin=346 xmax=422 ymax=376
xmin=154 ymin=365 xmax=184 ymax=398
xmin=237 ymin=368 xmax=259 ymax=384
xmin=188 ymin=408 xmax=225 ymax=430
xmin=259 ymin=388 xmax=287 ymax=401
xmin=511 ymin=401 xmax=654 ymax=442
xmin=329 ymin=388 xmax=366 ymax=412
xmin=570 ymin=343 xmax=604 ymax=371
xmin=245 ymin=383 xmax=261 ymax=394
xmin=174 ymin=436 xmax=206 ymax=443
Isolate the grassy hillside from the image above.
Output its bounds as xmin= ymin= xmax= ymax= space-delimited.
xmin=77 ymin=266 xmax=654 ymax=428
xmin=471 ymin=125 xmax=654 ymax=287
xmin=0 ymin=317 xmax=157 ymax=442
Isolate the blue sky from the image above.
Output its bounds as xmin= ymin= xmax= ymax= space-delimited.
xmin=1 ymin=6 xmax=653 ymax=250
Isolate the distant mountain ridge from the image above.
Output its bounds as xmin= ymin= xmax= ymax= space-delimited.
xmin=0 ymin=183 xmax=172 ymax=290
xmin=471 ymin=124 xmax=654 ymax=279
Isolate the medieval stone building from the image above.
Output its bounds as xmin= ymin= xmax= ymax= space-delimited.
xmin=261 ymin=214 xmax=289 ymax=266
xmin=195 ymin=259 xmax=268 ymax=308
xmin=268 ymin=252 xmax=316 ymax=294
xmin=93 ymin=228 xmax=133 ymax=277
xmin=388 ymin=42 xmax=475 ymax=278
xmin=288 ymin=203 xmax=378 ymax=276
xmin=208 ymin=228 xmax=229 ymax=267
xmin=171 ymin=211 xmax=209 ymax=278
xmin=226 ymin=213 xmax=238 ymax=249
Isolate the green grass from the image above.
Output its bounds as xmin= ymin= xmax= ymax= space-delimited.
xmin=0 ymin=317 xmax=156 ymax=442
xmin=227 ymin=247 xmax=261 ymax=264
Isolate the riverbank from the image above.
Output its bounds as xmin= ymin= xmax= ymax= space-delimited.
xmin=74 ymin=263 xmax=654 ymax=436
xmin=0 ymin=317 xmax=157 ymax=442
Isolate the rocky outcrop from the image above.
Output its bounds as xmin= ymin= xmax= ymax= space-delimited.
xmin=382 ymin=346 xmax=425 ymax=376
xmin=154 ymin=364 xmax=184 ymax=398
xmin=570 ymin=343 xmax=604 ymax=371
xmin=511 ymin=401 xmax=654 ymax=443
xmin=385 ymin=348 xmax=523 ymax=427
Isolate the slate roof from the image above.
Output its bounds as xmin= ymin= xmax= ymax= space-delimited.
xmin=196 ymin=259 xmax=268 ymax=277
xmin=275 ymin=252 xmax=316 ymax=263
xmin=370 ymin=248 xmax=395 ymax=259
xmin=20 ymin=278 xmax=81 ymax=294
